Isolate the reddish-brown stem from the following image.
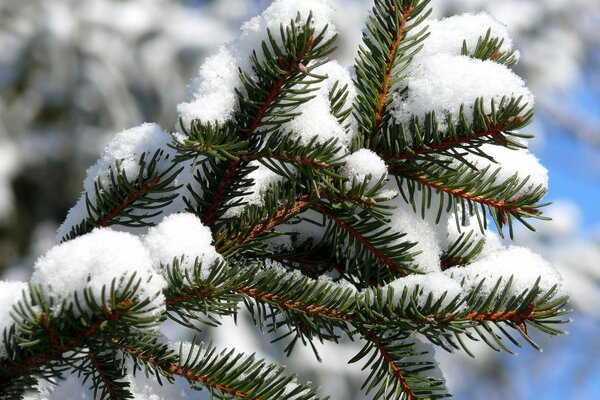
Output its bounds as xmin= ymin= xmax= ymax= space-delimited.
xmin=215 ymin=195 xmax=314 ymax=252
xmin=0 ymin=301 xmax=131 ymax=384
xmin=371 ymin=6 xmax=414 ymax=145
xmin=97 ymin=176 xmax=161 ymax=227
xmin=88 ymin=355 xmax=119 ymax=400
xmin=119 ymin=346 xmax=258 ymax=400
xmin=240 ymin=152 xmax=329 ymax=169
xmin=313 ymin=203 xmax=407 ymax=277
xmin=39 ymin=313 xmax=61 ymax=348
xmin=168 ymin=365 xmax=257 ymax=399
xmin=165 ymin=287 xmax=217 ymax=307
xmin=382 ymin=117 xmax=517 ymax=161
xmin=389 ymin=166 xmax=538 ymax=221
xmin=465 ymin=304 xmax=535 ymax=335
xmin=366 ymin=331 xmax=418 ymax=400
xmin=237 ymin=287 xmax=355 ymax=321
xmin=240 ymin=195 xmax=314 ymax=245
xmin=202 ymin=160 xmax=240 ymax=227
xmin=202 ymin=37 xmax=314 ymax=227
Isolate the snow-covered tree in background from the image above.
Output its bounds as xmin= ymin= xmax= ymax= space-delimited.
xmin=1 ymin=0 xmax=599 ymax=272
xmin=0 ymin=0 xmax=570 ymax=398
xmin=0 ymin=0 xmax=251 ymax=269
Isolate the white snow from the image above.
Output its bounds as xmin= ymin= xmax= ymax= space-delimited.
xmin=144 ymin=213 xmax=223 ymax=278
xmin=56 ymin=123 xmax=193 ymax=241
xmin=177 ymin=48 xmax=239 ymax=128
xmin=178 ymin=0 xmax=338 ymax=130
xmin=415 ymin=13 xmax=517 ymax=64
xmin=31 ymin=229 xmax=166 ymax=318
xmin=447 ymin=246 xmax=565 ymax=301
xmin=0 ymin=281 xmax=28 ymax=354
xmin=281 ymin=61 xmax=356 ymax=150
xmin=385 ymin=272 xmax=463 ymax=310
xmin=83 ymin=123 xmax=173 ymax=192
xmin=389 ymin=203 xmax=443 ymax=273
xmin=340 ymin=149 xmax=388 ymax=189
xmin=393 ymin=54 xmax=534 ymax=130
xmin=453 ymin=144 xmax=549 ymax=197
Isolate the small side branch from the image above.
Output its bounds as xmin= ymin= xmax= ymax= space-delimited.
xmin=88 ymin=354 xmax=120 ymax=400
xmin=382 ymin=116 xmax=515 ymax=161
xmin=237 ymin=286 xmax=355 ymax=321
xmin=97 ymin=176 xmax=161 ymax=227
xmin=313 ymin=203 xmax=408 ymax=277
xmin=366 ymin=331 xmax=418 ymax=400
xmin=371 ymin=5 xmax=414 ymax=144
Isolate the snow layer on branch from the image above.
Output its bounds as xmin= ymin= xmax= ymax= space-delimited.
xmin=31 ymin=229 xmax=166 ymax=318
xmin=282 ymin=61 xmax=356 ymax=150
xmin=144 ymin=213 xmax=223 ymax=278
xmin=340 ymin=149 xmax=387 ymax=189
xmin=447 ymin=246 xmax=565 ymax=300
xmin=56 ymin=123 xmax=190 ymax=241
xmin=177 ymin=0 xmax=337 ymax=129
xmin=0 ymin=281 xmax=28 ymax=353
xmin=454 ymin=144 xmax=549 ymax=196
xmin=385 ymin=272 xmax=463 ymax=309
xmin=177 ymin=48 xmax=239 ymax=128
xmin=83 ymin=123 xmax=173 ymax=191
xmin=393 ymin=54 xmax=534 ymax=130
xmin=222 ymin=161 xmax=284 ymax=218
xmin=390 ymin=204 xmax=443 ymax=273
xmin=236 ymin=0 xmax=336 ymax=72
xmin=416 ymin=13 xmax=517 ymax=63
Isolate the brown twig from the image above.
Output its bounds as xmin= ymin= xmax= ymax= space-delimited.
xmin=88 ymin=354 xmax=120 ymax=400
xmin=0 ymin=301 xmax=132 ymax=385
xmin=97 ymin=176 xmax=161 ymax=227
xmin=389 ymin=166 xmax=540 ymax=223
xmin=237 ymin=286 xmax=355 ymax=321
xmin=202 ymin=37 xmax=315 ymax=227
xmin=370 ymin=6 xmax=414 ymax=145
xmin=313 ymin=203 xmax=408 ymax=277
xmin=381 ymin=116 xmax=517 ymax=161
xmin=366 ymin=330 xmax=418 ymax=400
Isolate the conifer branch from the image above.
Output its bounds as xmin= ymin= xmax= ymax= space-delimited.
xmin=371 ymin=5 xmax=414 ymax=145
xmin=393 ymin=167 xmax=533 ymax=215
xmin=354 ymin=0 xmax=431 ymax=149
xmin=114 ymin=339 xmax=322 ymax=400
xmin=382 ymin=116 xmax=516 ymax=162
xmin=366 ymin=331 xmax=418 ymax=400
xmin=202 ymin=29 xmax=318 ymax=227
xmin=240 ymin=152 xmax=330 ymax=169
xmin=97 ymin=176 xmax=161 ymax=227
xmin=237 ymin=287 xmax=356 ymax=321
xmin=0 ymin=300 xmax=132 ymax=386
xmin=60 ymin=150 xmax=182 ymax=242
xmin=313 ymin=202 xmax=410 ymax=278
xmin=87 ymin=354 xmax=121 ymax=400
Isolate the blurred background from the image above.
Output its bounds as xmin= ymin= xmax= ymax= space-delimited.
xmin=0 ymin=0 xmax=599 ymax=398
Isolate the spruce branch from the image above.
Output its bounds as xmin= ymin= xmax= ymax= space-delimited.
xmin=3 ymin=1 xmax=572 ymax=398
xmin=461 ymin=28 xmax=519 ymax=67
xmin=116 ymin=339 xmax=324 ymax=400
xmin=199 ymin=14 xmax=336 ymax=228
xmin=378 ymin=97 xmax=532 ymax=163
xmin=60 ymin=149 xmax=183 ymax=242
xmin=354 ymin=0 xmax=432 ymax=147
xmin=389 ymin=160 xmax=548 ymax=237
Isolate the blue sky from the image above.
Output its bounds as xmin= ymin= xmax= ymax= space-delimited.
xmin=536 ymin=77 xmax=600 ymax=231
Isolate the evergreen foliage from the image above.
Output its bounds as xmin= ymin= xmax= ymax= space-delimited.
xmin=0 ymin=0 xmax=569 ymax=399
